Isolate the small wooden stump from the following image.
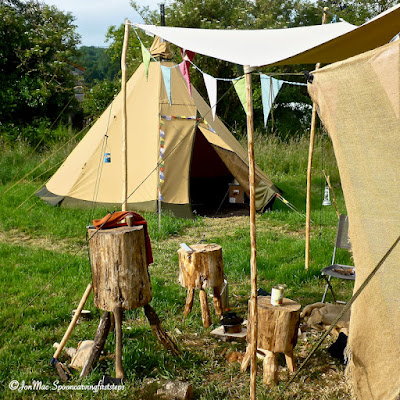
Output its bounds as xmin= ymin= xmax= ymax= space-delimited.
xmin=243 ymin=296 xmax=301 ymax=385
xmin=178 ymin=244 xmax=224 ymax=328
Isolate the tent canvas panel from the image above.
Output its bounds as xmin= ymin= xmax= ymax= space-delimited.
xmin=161 ymin=117 xmax=196 ymax=204
xmin=38 ymin=61 xmax=279 ymax=216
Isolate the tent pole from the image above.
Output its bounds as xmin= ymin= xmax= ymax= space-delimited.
xmin=121 ymin=19 xmax=130 ymax=211
xmin=244 ymin=65 xmax=258 ymax=400
xmin=158 ymin=195 xmax=161 ymax=233
xmin=305 ymin=7 xmax=328 ymax=270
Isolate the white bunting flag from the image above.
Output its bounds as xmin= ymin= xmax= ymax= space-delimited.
xmin=161 ymin=65 xmax=172 ymax=105
xmin=260 ymin=74 xmax=283 ymax=126
xmin=203 ymin=73 xmax=218 ymax=120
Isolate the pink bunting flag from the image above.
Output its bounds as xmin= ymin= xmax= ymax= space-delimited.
xmin=179 ymin=48 xmax=195 ymax=96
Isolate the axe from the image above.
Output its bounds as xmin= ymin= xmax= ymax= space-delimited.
xmin=51 ymin=283 xmax=93 ymax=381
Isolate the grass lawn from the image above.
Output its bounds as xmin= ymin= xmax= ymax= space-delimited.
xmin=0 ymin=135 xmax=354 ymax=399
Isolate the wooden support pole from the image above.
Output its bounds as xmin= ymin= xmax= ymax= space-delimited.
xmin=305 ymin=7 xmax=328 ymax=270
xmin=244 ymin=64 xmax=258 ymax=400
xmin=113 ymin=306 xmax=125 ymax=379
xmin=121 ymin=19 xmax=130 ymax=211
xmin=263 ymin=350 xmax=278 ymax=386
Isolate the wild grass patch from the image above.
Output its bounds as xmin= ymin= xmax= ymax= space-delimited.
xmin=0 ymin=133 xmax=352 ymax=399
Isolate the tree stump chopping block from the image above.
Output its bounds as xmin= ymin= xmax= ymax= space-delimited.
xmin=87 ymin=225 xmax=179 ymax=379
xmin=245 ymin=296 xmax=301 ymax=385
xmin=178 ymin=244 xmax=224 ymax=327
xmin=88 ymin=225 xmax=152 ymax=379
xmin=88 ymin=226 xmax=152 ymax=311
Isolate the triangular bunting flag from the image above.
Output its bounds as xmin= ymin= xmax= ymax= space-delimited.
xmin=161 ymin=65 xmax=172 ymax=105
xmin=260 ymin=74 xmax=283 ymax=126
xmin=141 ymin=43 xmax=151 ymax=80
xmin=203 ymin=73 xmax=217 ymax=120
xmin=179 ymin=48 xmax=195 ymax=96
xmin=233 ymin=77 xmax=247 ymax=114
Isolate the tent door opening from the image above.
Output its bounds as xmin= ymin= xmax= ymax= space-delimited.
xmin=189 ymin=130 xmax=245 ymax=215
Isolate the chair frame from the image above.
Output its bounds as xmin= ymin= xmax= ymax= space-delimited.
xmin=321 ymin=214 xmax=355 ymax=303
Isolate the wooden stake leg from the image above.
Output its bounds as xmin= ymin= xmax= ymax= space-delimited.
xmin=144 ymin=304 xmax=180 ymax=356
xmin=199 ymin=288 xmax=211 ymax=328
xmin=212 ymin=286 xmax=223 ymax=317
xmin=240 ymin=345 xmax=251 ymax=372
xmin=113 ymin=306 xmax=125 ymax=379
xmin=263 ymin=350 xmax=278 ymax=386
xmin=285 ymin=350 xmax=296 ymax=373
xmin=80 ymin=311 xmax=111 ymax=378
xmin=184 ymin=288 xmax=195 ymax=317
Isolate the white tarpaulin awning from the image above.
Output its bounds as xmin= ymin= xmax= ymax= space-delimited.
xmin=134 ymin=3 xmax=400 ymax=68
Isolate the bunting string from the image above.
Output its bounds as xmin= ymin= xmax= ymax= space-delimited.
xmin=132 ymin=26 xmax=308 ymax=125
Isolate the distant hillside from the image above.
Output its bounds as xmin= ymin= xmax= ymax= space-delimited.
xmin=77 ymin=46 xmax=120 ymax=85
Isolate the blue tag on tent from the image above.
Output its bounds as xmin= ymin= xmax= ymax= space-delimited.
xmin=104 ymin=153 xmax=111 ymax=163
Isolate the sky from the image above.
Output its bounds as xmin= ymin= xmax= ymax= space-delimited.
xmin=39 ymin=0 xmax=162 ymax=47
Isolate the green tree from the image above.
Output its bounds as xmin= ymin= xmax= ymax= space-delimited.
xmin=81 ymin=79 xmax=120 ymax=120
xmin=0 ymin=0 xmax=80 ymax=127
xmin=323 ymin=0 xmax=397 ymax=24
xmin=78 ymin=46 xmax=120 ymax=85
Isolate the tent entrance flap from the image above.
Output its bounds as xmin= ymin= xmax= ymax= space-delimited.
xmin=190 ymin=129 xmax=237 ymax=212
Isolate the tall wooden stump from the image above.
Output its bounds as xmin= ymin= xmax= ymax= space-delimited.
xmin=89 ymin=226 xmax=152 ymax=311
xmin=87 ymin=225 xmax=179 ymax=378
xmin=178 ymin=244 xmax=224 ymax=328
xmin=243 ymin=296 xmax=301 ymax=385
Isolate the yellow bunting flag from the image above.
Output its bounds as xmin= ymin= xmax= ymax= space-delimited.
xmin=233 ymin=77 xmax=247 ymax=114
xmin=141 ymin=43 xmax=151 ymax=80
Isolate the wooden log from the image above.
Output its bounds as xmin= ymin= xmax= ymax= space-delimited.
xmin=178 ymin=244 xmax=224 ymax=289
xmin=212 ymin=286 xmax=223 ymax=317
xmin=157 ymin=380 xmax=193 ymax=400
xmin=144 ymin=304 xmax=180 ymax=356
xmin=256 ymin=296 xmax=301 ymax=354
xmin=52 ymin=343 xmax=76 ymax=359
xmin=114 ymin=306 xmax=125 ymax=379
xmin=88 ymin=226 xmax=152 ymax=311
xmin=199 ymin=288 xmax=211 ymax=328
xmin=184 ymin=288 xmax=195 ymax=317
xmin=80 ymin=311 xmax=111 ymax=378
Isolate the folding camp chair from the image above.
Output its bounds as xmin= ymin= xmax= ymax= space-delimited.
xmin=321 ymin=214 xmax=355 ymax=303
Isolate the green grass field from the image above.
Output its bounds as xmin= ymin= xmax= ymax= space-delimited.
xmin=0 ymin=134 xmax=353 ymax=399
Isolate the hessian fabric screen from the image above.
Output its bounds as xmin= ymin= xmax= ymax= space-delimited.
xmin=308 ymin=41 xmax=400 ymax=400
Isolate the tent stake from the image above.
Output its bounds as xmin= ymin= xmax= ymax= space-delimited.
xmin=244 ymin=65 xmax=258 ymax=400
xmin=305 ymin=7 xmax=328 ymax=270
xmin=121 ymin=19 xmax=130 ymax=211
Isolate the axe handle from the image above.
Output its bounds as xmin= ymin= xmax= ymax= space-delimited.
xmin=53 ymin=283 xmax=93 ymax=360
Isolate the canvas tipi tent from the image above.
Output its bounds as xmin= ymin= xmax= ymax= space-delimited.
xmin=37 ymin=61 xmax=279 ymax=218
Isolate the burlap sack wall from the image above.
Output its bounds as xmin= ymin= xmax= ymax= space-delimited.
xmin=308 ymin=41 xmax=400 ymax=400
